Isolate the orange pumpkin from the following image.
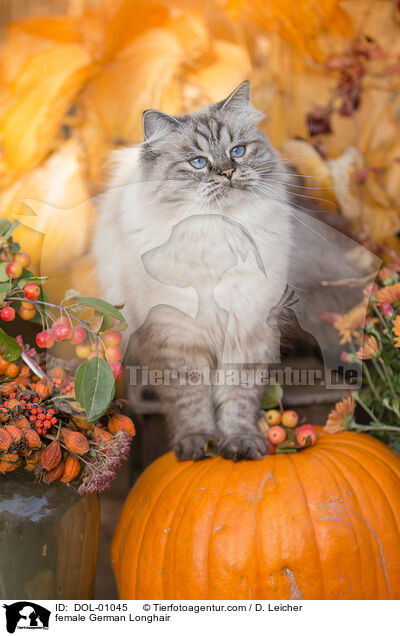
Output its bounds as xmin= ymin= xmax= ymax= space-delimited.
xmin=111 ymin=428 xmax=400 ymax=600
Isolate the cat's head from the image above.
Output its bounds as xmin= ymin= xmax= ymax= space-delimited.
xmin=140 ymin=82 xmax=286 ymax=209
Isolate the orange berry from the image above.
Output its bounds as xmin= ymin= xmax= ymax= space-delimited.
xmin=5 ymin=262 xmax=23 ymax=279
xmin=103 ymin=330 xmax=122 ymax=347
xmin=5 ymin=363 xmax=19 ymax=379
xmin=18 ymin=306 xmax=36 ymax=320
xmin=106 ymin=346 xmax=122 ymax=362
xmin=267 ymin=425 xmax=287 ymax=445
xmin=15 ymin=252 xmax=31 ymax=268
xmin=75 ymin=343 xmax=91 ymax=359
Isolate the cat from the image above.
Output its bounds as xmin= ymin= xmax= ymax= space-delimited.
xmin=93 ymin=81 xmax=366 ymax=461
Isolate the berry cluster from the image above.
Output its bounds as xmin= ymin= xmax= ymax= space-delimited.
xmin=259 ymin=409 xmax=317 ymax=453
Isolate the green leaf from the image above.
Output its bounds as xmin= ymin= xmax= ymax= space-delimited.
xmin=75 ymin=297 xmax=128 ymax=331
xmin=64 ymin=288 xmax=82 ymax=302
xmin=261 ymin=381 xmax=283 ymax=410
xmin=75 ymin=357 xmax=115 ymax=421
xmin=3 ymin=220 xmax=19 ymax=240
xmin=0 ymin=219 xmax=12 ymax=237
xmin=0 ymin=328 xmax=22 ymax=362
xmin=0 ymin=263 xmax=10 ymax=283
xmin=17 ymin=276 xmax=48 ymax=289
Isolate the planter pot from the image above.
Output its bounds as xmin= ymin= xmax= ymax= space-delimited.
xmin=0 ymin=471 xmax=99 ymax=600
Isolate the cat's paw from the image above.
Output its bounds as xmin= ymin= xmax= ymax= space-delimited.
xmin=174 ymin=434 xmax=209 ymax=461
xmin=218 ymin=433 xmax=267 ymax=461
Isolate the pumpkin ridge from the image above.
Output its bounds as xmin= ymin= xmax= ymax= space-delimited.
xmin=254 ymin=452 xmax=276 ymax=600
xmin=205 ymin=459 xmax=237 ymax=599
xmin=317 ymin=446 xmax=394 ymax=599
xmin=113 ymin=453 xmax=176 ymax=582
xmin=287 ymin=453 xmax=326 ymax=599
xmin=161 ymin=457 xmax=221 ymax=599
xmin=326 ymin=442 xmax=400 ymax=595
xmin=311 ymin=447 xmax=376 ymax=599
xmin=325 ymin=438 xmax=400 ymax=480
xmin=128 ymin=458 xmax=195 ymax=599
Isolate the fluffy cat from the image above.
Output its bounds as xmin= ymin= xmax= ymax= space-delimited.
xmin=94 ymin=81 xmax=358 ymax=461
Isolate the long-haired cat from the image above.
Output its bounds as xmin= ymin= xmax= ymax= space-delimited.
xmin=93 ymin=81 xmax=364 ymax=461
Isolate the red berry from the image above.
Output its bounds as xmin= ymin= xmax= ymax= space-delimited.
xmin=50 ymin=417 xmax=57 ymax=425
xmin=24 ymin=283 xmax=40 ymax=300
xmin=5 ymin=261 xmax=23 ymax=279
xmin=33 ymin=397 xmax=39 ymax=403
xmin=29 ymin=415 xmax=37 ymax=422
xmin=20 ymin=400 xmax=26 ymax=406
xmin=48 ymin=409 xmax=55 ymax=416
xmin=10 ymin=393 xmax=16 ymax=399
xmin=36 ymin=330 xmax=55 ymax=349
xmin=26 ymin=403 xmax=32 ymax=409
xmin=31 ymin=408 xmax=37 ymax=415
xmin=1 ymin=306 xmax=15 ymax=322
xmin=109 ymin=361 xmax=123 ymax=380
xmin=267 ymin=425 xmax=287 ymax=445
xmin=45 ymin=412 xmax=52 ymax=420
xmin=70 ymin=326 xmax=87 ymax=345
xmin=38 ymin=413 xmax=45 ymax=421
xmin=37 ymin=406 xmax=43 ymax=412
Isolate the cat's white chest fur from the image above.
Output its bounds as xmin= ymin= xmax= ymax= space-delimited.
xmin=94 ymin=147 xmax=292 ymax=364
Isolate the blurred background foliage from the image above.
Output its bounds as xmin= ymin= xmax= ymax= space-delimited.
xmin=0 ymin=0 xmax=399 ymax=301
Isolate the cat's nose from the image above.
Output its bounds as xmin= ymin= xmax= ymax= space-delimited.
xmin=218 ymin=167 xmax=236 ymax=179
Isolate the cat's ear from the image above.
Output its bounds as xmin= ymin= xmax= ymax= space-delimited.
xmin=217 ymin=81 xmax=251 ymax=112
xmin=142 ymin=109 xmax=180 ymax=141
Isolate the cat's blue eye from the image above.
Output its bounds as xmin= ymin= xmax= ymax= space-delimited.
xmin=230 ymin=145 xmax=245 ymax=158
xmin=189 ymin=157 xmax=207 ymax=169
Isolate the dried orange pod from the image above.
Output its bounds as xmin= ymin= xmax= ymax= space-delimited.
xmin=108 ymin=414 xmax=135 ymax=437
xmin=4 ymin=424 xmax=23 ymax=444
xmin=41 ymin=439 xmax=61 ymax=471
xmin=49 ymin=367 xmax=66 ymax=382
xmin=18 ymin=365 xmax=31 ymax=378
xmin=94 ymin=426 xmax=112 ymax=444
xmin=6 ymin=398 xmax=21 ymax=410
xmin=25 ymin=452 xmax=40 ymax=472
xmin=43 ymin=459 xmax=65 ymax=484
xmin=0 ymin=428 xmax=12 ymax=450
xmin=0 ymin=407 xmax=10 ymax=423
xmin=0 ymin=358 xmax=8 ymax=374
xmin=0 ymin=453 xmax=21 ymax=473
xmin=15 ymin=376 xmax=30 ymax=387
xmin=5 ymin=364 xmax=19 ymax=379
xmin=61 ymin=428 xmax=89 ymax=455
xmin=24 ymin=429 xmax=41 ymax=449
xmin=60 ymin=455 xmax=81 ymax=483
xmin=14 ymin=415 xmax=30 ymax=430
xmin=33 ymin=378 xmax=54 ymax=400
xmin=72 ymin=414 xmax=92 ymax=430
xmin=0 ymin=383 xmax=17 ymax=397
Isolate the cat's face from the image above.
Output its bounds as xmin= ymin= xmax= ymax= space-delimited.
xmin=140 ymin=82 xmax=285 ymax=209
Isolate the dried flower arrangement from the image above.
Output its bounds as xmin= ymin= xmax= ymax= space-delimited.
xmin=0 ymin=220 xmax=135 ymax=493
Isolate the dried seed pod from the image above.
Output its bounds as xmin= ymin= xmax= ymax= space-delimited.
xmin=0 ymin=453 xmax=21 ymax=473
xmin=41 ymin=439 xmax=61 ymax=471
xmin=15 ymin=376 xmax=30 ymax=387
xmin=14 ymin=415 xmax=30 ymax=430
xmin=0 ymin=407 xmax=10 ymax=423
xmin=25 ymin=452 xmax=40 ymax=472
xmin=0 ymin=428 xmax=12 ymax=450
xmin=4 ymin=424 xmax=23 ymax=444
xmin=43 ymin=459 xmax=64 ymax=484
xmin=61 ymin=428 xmax=89 ymax=455
xmin=71 ymin=414 xmax=92 ymax=430
xmin=0 ymin=358 xmax=8 ymax=374
xmin=0 ymin=382 xmax=17 ymax=397
xmin=49 ymin=366 xmax=66 ymax=381
xmin=108 ymin=414 xmax=136 ymax=437
xmin=6 ymin=399 xmax=21 ymax=410
xmin=18 ymin=364 xmax=31 ymax=377
xmin=94 ymin=426 xmax=113 ymax=444
xmin=33 ymin=377 xmax=54 ymax=400
xmin=24 ymin=429 xmax=41 ymax=449
xmin=60 ymin=455 xmax=81 ymax=483
xmin=5 ymin=363 xmax=19 ymax=379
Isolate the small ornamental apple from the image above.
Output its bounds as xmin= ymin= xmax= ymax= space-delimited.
xmin=296 ymin=424 xmax=317 ymax=447
xmin=281 ymin=410 xmax=299 ymax=428
xmin=15 ymin=252 xmax=31 ymax=268
xmin=24 ymin=283 xmax=40 ymax=300
xmin=70 ymin=326 xmax=87 ymax=345
xmin=0 ymin=306 xmax=15 ymax=322
xmin=52 ymin=317 xmax=73 ymax=342
xmin=36 ymin=329 xmax=55 ymax=348
xmin=267 ymin=425 xmax=287 ymax=445
xmin=5 ymin=262 xmax=23 ymax=279
xmin=75 ymin=343 xmax=91 ymax=359
xmin=106 ymin=346 xmax=122 ymax=362
xmin=109 ymin=361 xmax=123 ymax=380
xmin=103 ymin=330 xmax=122 ymax=347
xmin=18 ymin=305 xmax=36 ymax=320
xmin=265 ymin=409 xmax=282 ymax=426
